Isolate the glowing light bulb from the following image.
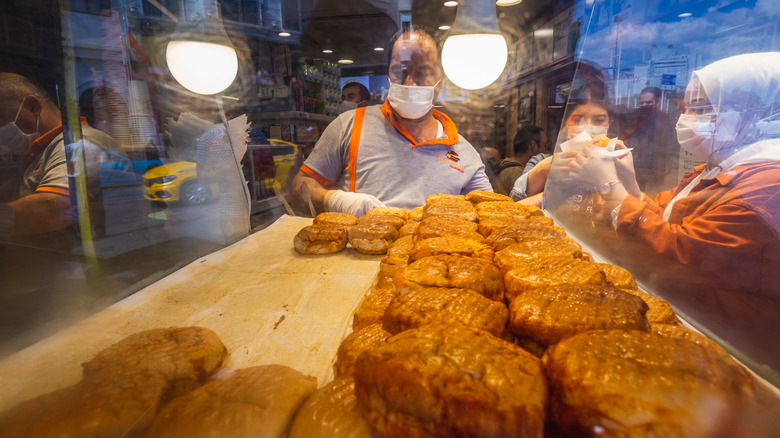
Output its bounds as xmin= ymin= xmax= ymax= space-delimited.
xmin=442 ymin=34 xmax=507 ymax=89
xmin=166 ymin=41 xmax=238 ymax=95
xmin=441 ymin=0 xmax=508 ymax=90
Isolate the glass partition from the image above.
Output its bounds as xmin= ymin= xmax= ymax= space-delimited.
xmin=0 ymin=0 xmax=266 ymax=356
xmin=0 ymin=0 xmax=779 ymax=435
xmin=543 ymin=0 xmax=780 ymax=384
xmin=1 ymin=0 xmax=778 ymax=395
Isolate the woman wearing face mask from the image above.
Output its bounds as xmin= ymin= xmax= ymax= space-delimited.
xmin=511 ymin=99 xmax=634 ymax=205
xmin=563 ymin=100 xmax=610 ymax=140
xmin=552 ymin=52 xmax=780 ymax=369
xmin=290 ymin=26 xmax=492 ymax=216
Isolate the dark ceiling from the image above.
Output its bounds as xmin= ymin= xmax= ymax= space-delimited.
xmin=300 ymin=0 xmax=399 ymax=75
xmin=300 ymin=0 xmax=574 ymax=76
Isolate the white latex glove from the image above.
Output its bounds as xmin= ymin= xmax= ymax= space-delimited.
xmin=326 ymin=190 xmax=385 ymax=216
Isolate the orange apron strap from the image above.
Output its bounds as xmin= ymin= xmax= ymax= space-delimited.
xmin=347 ymin=107 xmax=365 ymax=192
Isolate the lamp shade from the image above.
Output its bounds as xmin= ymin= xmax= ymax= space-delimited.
xmin=441 ymin=0 xmax=508 ymax=90
xmin=166 ymin=9 xmax=238 ymax=95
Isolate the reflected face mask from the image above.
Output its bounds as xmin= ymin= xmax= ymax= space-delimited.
xmin=0 ymin=100 xmax=40 ymax=158
xmin=569 ymin=122 xmax=608 ymax=139
xmin=387 ymin=81 xmax=438 ymax=120
xmin=338 ymin=100 xmax=359 ymax=114
xmin=676 ymin=112 xmax=741 ymax=158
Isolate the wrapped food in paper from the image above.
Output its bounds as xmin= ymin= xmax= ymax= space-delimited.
xmin=560 ymin=130 xmax=632 ymax=158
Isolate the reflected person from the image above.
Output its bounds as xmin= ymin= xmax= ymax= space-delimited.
xmin=158 ymin=83 xmax=251 ymax=243
xmin=0 ymin=73 xmax=72 ymax=241
xmin=0 ymin=73 xmax=125 ymax=242
xmin=619 ymin=86 xmax=680 ymax=194
xmin=552 ymin=53 xmax=780 ymax=368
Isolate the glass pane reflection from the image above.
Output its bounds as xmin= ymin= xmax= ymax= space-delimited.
xmin=544 ymin=0 xmax=780 ymax=384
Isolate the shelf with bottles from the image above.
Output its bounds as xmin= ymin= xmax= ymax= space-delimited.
xmin=291 ymin=59 xmax=341 ymax=117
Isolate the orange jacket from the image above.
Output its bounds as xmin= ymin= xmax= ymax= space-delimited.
xmin=614 ymin=161 xmax=780 ymax=368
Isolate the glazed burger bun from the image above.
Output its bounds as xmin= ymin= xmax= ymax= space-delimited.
xmin=348 ymin=221 xmax=399 ymax=254
xmin=294 ymin=224 xmax=348 ymax=254
xmin=313 ymin=212 xmax=358 ymax=228
xmin=366 ymin=207 xmax=409 ymax=221
xmin=465 ymin=190 xmax=513 ymax=204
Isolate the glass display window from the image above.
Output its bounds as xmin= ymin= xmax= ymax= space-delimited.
xmin=0 ymin=0 xmax=778 ymax=435
xmin=543 ymin=0 xmax=780 ymax=385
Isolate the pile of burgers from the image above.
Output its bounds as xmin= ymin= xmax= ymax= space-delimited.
xmin=0 ymin=192 xmax=758 ymax=438
xmin=292 ymin=190 xmax=757 ymax=438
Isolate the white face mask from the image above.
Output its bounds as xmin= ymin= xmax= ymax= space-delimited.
xmin=0 ymin=100 xmax=40 ymax=159
xmin=339 ymin=100 xmax=359 ymax=114
xmin=569 ymin=122 xmax=608 ymax=139
xmin=387 ymin=81 xmax=438 ymax=120
xmin=675 ymin=112 xmax=741 ymax=158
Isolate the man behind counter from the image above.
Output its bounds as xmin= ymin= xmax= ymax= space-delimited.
xmin=290 ymin=26 xmax=492 ymax=216
xmin=489 ymin=125 xmax=548 ymax=196
xmin=339 ymin=81 xmax=370 ymax=114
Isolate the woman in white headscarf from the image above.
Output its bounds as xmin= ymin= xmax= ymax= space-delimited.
xmin=551 ymin=52 xmax=780 ymax=369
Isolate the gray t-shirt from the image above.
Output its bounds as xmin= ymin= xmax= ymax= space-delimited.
xmin=302 ymin=105 xmax=492 ymax=210
xmin=0 ymin=123 xmax=126 ymax=243
xmin=0 ymin=131 xmax=69 ymax=202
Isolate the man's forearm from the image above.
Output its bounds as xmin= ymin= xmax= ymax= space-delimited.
xmin=8 ymin=192 xmax=72 ymax=237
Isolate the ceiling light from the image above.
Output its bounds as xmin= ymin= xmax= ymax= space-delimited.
xmin=374 ymin=47 xmax=384 ymax=51
xmin=442 ymin=0 xmax=507 ymax=90
xmin=337 ymin=59 xmax=354 ymax=64
xmin=678 ymin=12 xmax=692 ymax=18
xmin=166 ymin=7 xmax=237 ymax=95
xmin=322 ymin=49 xmax=333 ymax=54
xmin=279 ymin=31 xmax=291 ymax=37
xmin=496 ymin=0 xmax=523 ymax=5
xmin=444 ymin=1 xmax=459 ymax=7
xmin=439 ymin=25 xmax=451 ymax=30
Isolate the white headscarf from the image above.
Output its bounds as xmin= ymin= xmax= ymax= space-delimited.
xmin=664 ymin=53 xmax=780 ymax=220
xmin=692 ymin=52 xmax=780 ymax=164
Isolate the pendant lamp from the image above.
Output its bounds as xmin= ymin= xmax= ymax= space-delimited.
xmin=166 ymin=2 xmax=238 ymax=95
xmin=441 ymin=0 xmax=508 ymax=90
